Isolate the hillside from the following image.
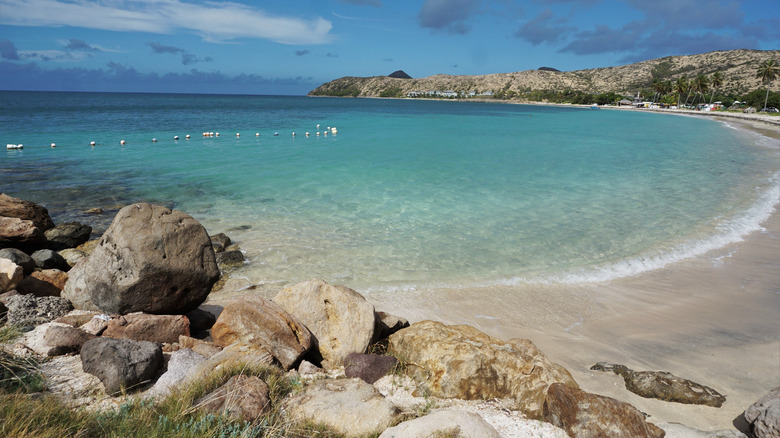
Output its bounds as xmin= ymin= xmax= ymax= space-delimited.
xmin=309 ymin=49 xmax=780 ymax=99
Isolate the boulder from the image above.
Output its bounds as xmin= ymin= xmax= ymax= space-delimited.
xmin=184 ymin=343 xmax=273 ymax=385
xmin=178 ymin=335 xmax=223 ymax=358
xmin=62 ymin=203 xmax=219 ymax=314
xmin=17 ymin=269 xmax=68 ymax=297
xmin=45 ymin=222 xmax=92 ymax=251
xmin=744 ymin=386 xmax=780 ymax=438
xmin=31 ymin=249 xmax=69 ymax=271
xmin=344 ymin=353 xmax=398 ymax=384
xmin=298 ymin=360 xmax=325 ymax=377
xmin=185 ymin=307 xmax=217 ymax=334
xmin=148 ymin=348 xmax=207 ymax=398
xmin=0 ymin=248 xmax=35 ymax=275
xmin=543 ymin=383 xmax=665 ymax=438
xmin=54 ymin=312 xmax=99 ymax=327
xmin=591 ymin=362 xmax=726 ymax=407
xmin=379 ymin=410 xmax=501 ymax=438
xmin=283 ymin=378 xmax=401 ymax=437
xmin=0 ymin=193 xmax=55 ymax=231
xmin=0 ymin=258 xmax=23 ymax=293
xmin=272 ymin=279 xmax=377 ymax=368
xmin=58 ymin=248 xmax=87 ymax=267
xmin=102 ymin=313 xmax=190 ymax=344
xmin=375 ymin=310 xmax=410 ymax=340
xmin=216 ymin=249 xmax=244 ymax=267
xmin=194 ymin=375 xmax=270 ymax=421
xmin=211 ymin=296 xmax=311 ymax=370
xmin=43 ymin=324 xmax=96 ymax=356
xmin=0 ymin=216 xmax=46 ymax=250
xmin=210 ymin=233 xmax=231 ymax=253
xmin=80 ymin=314 xmax=110 ymax=336
xmin=6 ymin=294 xmax=73 ymax=326
xmin=388 ymin=320 xmax=578 ymax=418
xmin=80 ymin=337 xmax=163 ymax=396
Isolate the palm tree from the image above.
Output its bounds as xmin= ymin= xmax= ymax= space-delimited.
xmin=675 ymin=76 xmax=688 ymax=108
xmin=709 ymin=71 xmax=723 ymax=105
xmin=756 ymin=59 xmax=779 ymax=110
xmin=692 ymin=74 xmax=709 ymax=107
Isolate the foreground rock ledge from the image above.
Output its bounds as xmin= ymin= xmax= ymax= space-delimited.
xmin=388 ymin=320 xmax=578 ymax=418
xmin=62 ymin=203 xmax=219 ymax=314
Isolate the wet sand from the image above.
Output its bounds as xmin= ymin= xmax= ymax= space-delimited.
xmin=366 ymin=118 xmax=780 ymax=431
xmin=209 ymin=116 xmax=779 ymax=431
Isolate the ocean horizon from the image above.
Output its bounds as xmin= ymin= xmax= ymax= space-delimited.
xmin=2 ymin=90 xmax=778 ymax=293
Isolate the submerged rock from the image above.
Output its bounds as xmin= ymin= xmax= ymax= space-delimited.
xmin=591 ymin=362 xmax=726 ymax=407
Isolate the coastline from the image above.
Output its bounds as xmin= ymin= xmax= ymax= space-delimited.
xmin=362 ymin=117 xmax=780 ymax=431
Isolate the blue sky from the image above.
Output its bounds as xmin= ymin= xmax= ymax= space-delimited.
xmin=1 ymin=0 xmax=778 ymax=95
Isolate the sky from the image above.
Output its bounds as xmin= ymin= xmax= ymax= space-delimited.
xmin=1 ymin=0 xmax=778 ymax=95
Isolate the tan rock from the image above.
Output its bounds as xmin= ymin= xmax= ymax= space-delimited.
xmin=388 ymin=320 xmax=578 ymax=418
xmin=543 ymin=383 xmax=665 ymax=438
xmin=211 ymin=296 xmax=311 ymax=370
xmin=0 ymin=193 xmax=55 ymax=230
xmin=102 ymin=313 xmax=190 ymax=344
xmin=0 ymin=258 xmax=23 ymax=293
xmin=18 ymin=269 xmax=68 ymax=297
xmin=0 ymin=216 xmax=45 ymax=248
xmin=379 ymin=410 xmax=501 ymax=438
xmin=178 ymin=335 xmax=222 ymax=358
xmin=272 ymin=279 xmax=377 ymax=368
xmin=185 ymin=343 xmax=274 ymax=385
xmin=283 ymin=378 xmax=401 ymax=437
xmin=194 ymin=375 xmax=270 ymax=421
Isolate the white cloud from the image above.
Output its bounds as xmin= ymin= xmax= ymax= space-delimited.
xmin=0 ymin=0 xmax=333 ymax=45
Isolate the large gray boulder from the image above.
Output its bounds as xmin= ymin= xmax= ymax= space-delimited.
xmin=80 ymin=337 xmax=163 ymax=396
xmin=211 ymin=296 xmax=312 ymax=370
xmin=379 ymin=410 xmax=501 ymax=438
xmin=62 ymin=204 xmax=219 ymax=314
xmin=272 ymin=279 xmax=377 ymax=368
xmin=31 ymin=249 xmax=69 ymax=271
xmin=283 ymin=378 xmax=401 ymax=437
xmin=543 ymin=383 xmax=665 ymax=438
xmin=745 ymin=386 xmax=780 ymax=438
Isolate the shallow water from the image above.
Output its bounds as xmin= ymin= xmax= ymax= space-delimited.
xmin=2 ymin=91 xmax=778 ymax=292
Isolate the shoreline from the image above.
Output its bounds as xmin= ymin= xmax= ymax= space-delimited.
xmin=361 ymin=118 xmax=780 ymax=431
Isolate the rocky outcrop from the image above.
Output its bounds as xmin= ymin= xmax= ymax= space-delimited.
xmin=6 ymin=294 xmax=73 ymax=326
xmin=211 ymin=296 xmax=312 ymax=370
xmin=344 ymin=353 xmax=397 ymax=384
xmin=44 ymin=222 xmax=92 ymax=251
xmin=744 ymin=386 xmax=780 ymax=438
xmin=62 ymin=203 xmax=219 ymax=314
xmin=0 ymin=258 xmax=23 ymax=293
xmin=388 ymin=320 xmax=578 ymax=418
xmin=194 ymin=375 xmax=270 ymax=421
xmin=17 ymin=269 xmax=68 ymax=297
xmin=283 ymin=378 xmax=401 ymax=437
xmin=591 ymin=362 xmax=726 ymax=407
xmin=272 ymin=279 xmax=377 ymax=368
xmin=379 ymin=410 xmax=501 ymax=438
xmin=543 ymin=383 xmax=665 ymax=438
xmin=102 ymin=313 xmax=190 ymax=344
xmin=80 ymin=337 xmax=163 ymax=396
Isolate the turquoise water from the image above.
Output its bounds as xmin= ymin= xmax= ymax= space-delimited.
xmin=1 ymin=91 xmax=778 ymax=292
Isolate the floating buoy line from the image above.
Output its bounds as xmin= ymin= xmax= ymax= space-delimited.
xmin=6 ymin=125 xmax=338 ymax=149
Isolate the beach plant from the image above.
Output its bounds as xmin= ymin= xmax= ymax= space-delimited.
xmin=709 ymin=71 xmax=723 ymax=104
xmin=756 ymin=59 xmax=779 ymax=110
xmin=674 ymin=76 xmax=689 ymax=107
xmin=691 ymin=73 xmax=709 ymax=106
xmin=0 ymin=350 xmax=46 ymax=394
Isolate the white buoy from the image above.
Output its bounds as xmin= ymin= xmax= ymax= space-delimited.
xmin=255 ymin=132 xmax=260 ymax=137
xmin=50 ymin=143 xmax=56 ymax=148
xmin=316 ymin=124 xmax=320 ymax=129
xmin=174 ymin=135 xmax=179 ymax=140
xmin=292 ymin=132 xmax=296 ymax=137
xmin=331 ymin=127 xmax=337 ymax=134
xmin=316 ymin=131 xmax=320 ymax=136
xmin=120 ymin=140 xmax=126 ymax=145
xmin=185 ymin=134 xmax=190 ymax=139
xmin=6 ymin=144 xmax=23 ymax=149
xmin=305 ymin=132 xmax=310 ymax=137
xmin=90 ymin=141 xmax=96 ymax=146
xmin=236 ymin=133 xmax=240 ymax=137
xmin=152 ymin=138 xmax=157 ymax=143
xmin=215 ymin=132 xmax=220 ymax=137
xmin=273 ymin=132 xmax=279 ymax=136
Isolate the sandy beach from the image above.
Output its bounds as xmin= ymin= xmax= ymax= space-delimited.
xmin=207 ymin=112 xmax=779 ymax=432
xmin=365 ymin=115 xmax=780 ymax=431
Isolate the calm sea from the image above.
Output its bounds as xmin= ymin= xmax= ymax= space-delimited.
xmin=1 ymin=91 xmax=778 ymax=292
